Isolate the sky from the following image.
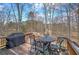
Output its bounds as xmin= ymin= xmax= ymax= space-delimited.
xmin=0 ymin=3 xmax=45 ymax=21
xmin=0 ymin=3 xmax=77 ymax=22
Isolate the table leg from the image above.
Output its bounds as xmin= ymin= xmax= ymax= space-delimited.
xmin=48 ymin=42 xmax=52 ymax=55
xmin=43 ymin=43 xmax=44 ymax=51
xmin=34 ymin=40 xmax=36 ymax=51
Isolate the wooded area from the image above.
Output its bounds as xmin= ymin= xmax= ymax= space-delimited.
xmin=0 ymin=3 xmax=79 ymax=44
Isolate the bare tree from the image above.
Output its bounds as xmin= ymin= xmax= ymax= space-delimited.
xmin=16 ymin=3 xmax=25 ymax=31
xmin=43 ymin=3 xmax=48 ymax=33
xmin=76 ymin=4 xmax=79 ymax=42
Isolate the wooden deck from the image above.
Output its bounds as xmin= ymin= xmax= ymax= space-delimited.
xmin=0 ymin=43 xmax=32 ymax=55
xmin=0 ymin=35 xmax=31 ymax=55
xmin=0 ymin=48 xmax=15 ymax=55
xmin=0 ymin=33 xmax=79 ymax=55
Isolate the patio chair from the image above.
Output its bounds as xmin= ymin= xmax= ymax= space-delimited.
xmin=50 ymin=36 xmax=68 ymax=55
xmin=29 ymin=34 xmax=43 ymax=54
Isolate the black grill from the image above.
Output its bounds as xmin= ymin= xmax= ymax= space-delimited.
xmin=6 ymin=32 xmax=25 ymax=49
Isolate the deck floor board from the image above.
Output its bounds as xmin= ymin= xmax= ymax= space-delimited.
xmin=0 ymin=48 xmax=15 ymax=55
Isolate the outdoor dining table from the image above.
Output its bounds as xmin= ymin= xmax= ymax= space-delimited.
xmin=36 ymin=35 xmax=55 ymax=54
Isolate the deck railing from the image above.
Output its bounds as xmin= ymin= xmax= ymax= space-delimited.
xmin=0 ymin=33 xmax=79 ymax=55
xmin=0 ymin=36 xmax=6 ymax=49
xmin=66 ymin=38 xmax=79 ymax=55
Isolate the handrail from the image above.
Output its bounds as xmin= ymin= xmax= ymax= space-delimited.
xmin=70 ymin=41 xmax=79 ymax=55
xmin=0 ymin=36 xmax=6 ymax=39
xmin=66 ymin=38 xmax=79 ymax=55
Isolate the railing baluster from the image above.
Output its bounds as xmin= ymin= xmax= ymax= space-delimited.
xmin=0 ymin=36 xmax=6 ymax=49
